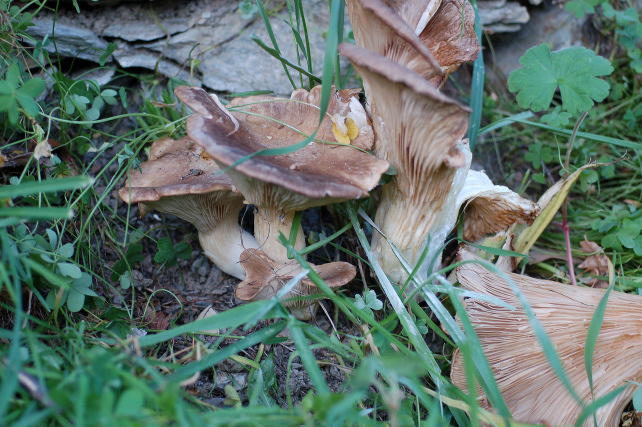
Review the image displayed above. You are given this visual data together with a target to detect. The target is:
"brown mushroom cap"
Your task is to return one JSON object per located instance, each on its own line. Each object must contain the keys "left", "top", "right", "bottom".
{"left": 118, "top": 136, "right": 258, "bottom": 280}
{"left": 175, "top": 85, "right": 388, "bottom": 213}
{"left": 118, "top": 136, "right": 241, "bottom": 224}
{"left": 418, "top": 0, "right": 480, "bottom": 78}
{"left": 457, "top": 170, "right": 540, "bottom": 242}
{"left": 236, "top": 248, "right": 356, "bottom": 321}
{"left": 176, "top": 84, "right": 388, "bottom": 262}
{"left": 340, "top": 43, "right": 470, "bottom": 282}
{"left": 451, "top": 248, "right": 642, "bottom": 426}
{"left": 381, "top": 0, "right": 442, "bottom": 34}
{"left": 346, "top": 0, "right": 443, "bottom": 84}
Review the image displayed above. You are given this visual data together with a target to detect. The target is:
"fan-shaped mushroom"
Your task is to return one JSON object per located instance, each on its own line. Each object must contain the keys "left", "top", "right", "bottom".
{"left": 340, "top": 43, "right": 469, "bottom": 286}
{"left": 456, "top": 170, "right": 540, "bottom": 242}
{"left": 381, "top": 0, "right": 442, "bottom": 35}
{"left": 346, "top": 0, "right": 443, "bottom": 85}
{"left": 450, "top": 248, "right": 642, "bottom": 426}
{"left": 417, "top": 0, "right": 479, "bottom": 78}
{"left": 118, "top": 136, "right": 258, "bottom": 280}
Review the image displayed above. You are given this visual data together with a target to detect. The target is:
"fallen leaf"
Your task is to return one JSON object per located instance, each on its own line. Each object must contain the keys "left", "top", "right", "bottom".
{"left": 578, "top": 236, "right": 609, "bottom": 288}
{"left": 33, "top": 139, "right": 52, "bottom": 160}
{"left": 195, "top": 305, "right": 219, "bottom": 335}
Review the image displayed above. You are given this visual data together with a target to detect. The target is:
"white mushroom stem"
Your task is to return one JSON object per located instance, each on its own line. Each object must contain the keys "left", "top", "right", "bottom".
{"left": 140, "top": 193, "right": 258, "bottom": 280}
{"left": 253, "top": 206, "right": 306, "bottom": 264}
{"left": 198, "top": 213, "right": 259, "bottom": 280}
{"left": 415, "top": 139, "right": 472, "bottom": 283}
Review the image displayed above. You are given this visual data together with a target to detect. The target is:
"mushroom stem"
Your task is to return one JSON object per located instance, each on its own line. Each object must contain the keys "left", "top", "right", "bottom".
{"left": 140, "top": 193, "right": 258, "bottom": 280}
{"left": 371, "top": 178, "right": 452, "bottom": 283}
{"left": 253, "top": 206, "right": 306, "bottom": 264}
{"left": 197, "top": 212, "right": 259, "bottom": 280}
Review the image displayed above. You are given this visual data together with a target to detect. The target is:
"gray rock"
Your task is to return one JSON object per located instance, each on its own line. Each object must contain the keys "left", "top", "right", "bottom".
{"left": 479, "top": 0, "right": 530, "bottom": 33}
{"left": 28, "top": 17, "right": 109, "bottom": 63}
{"left": 27, "top": 0, "right": 332, "bottom": 95}
{"left": 214, "top": 371, "right": 248, "bottom": 392}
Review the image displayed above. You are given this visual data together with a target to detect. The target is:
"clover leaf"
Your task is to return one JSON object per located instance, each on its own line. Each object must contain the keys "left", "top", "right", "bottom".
{"left": 508, "top": 44, "right": 613, "bottom": 115}
{"left": 0, "top": 63, "right": 45, "bottom": 124}
{"left": 154, "top": 237, "right": 192, "bottom": 268}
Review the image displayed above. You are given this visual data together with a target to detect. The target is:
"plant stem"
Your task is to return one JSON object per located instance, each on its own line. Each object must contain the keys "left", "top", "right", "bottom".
{"left": 563, "top": 111, "right": 588, "bottom": 286}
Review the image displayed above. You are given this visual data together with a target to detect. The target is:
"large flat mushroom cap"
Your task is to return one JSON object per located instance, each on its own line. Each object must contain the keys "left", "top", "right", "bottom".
{"left": 175, "top": 85, "right": 389, "bottom": 211}
{"left": 118, "top": 136, "right": 239, "bottom": 204}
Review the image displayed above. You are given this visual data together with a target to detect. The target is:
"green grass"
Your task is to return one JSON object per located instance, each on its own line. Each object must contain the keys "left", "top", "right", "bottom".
{"left": 2, "top": 0, "right": 642, "bottom": 425}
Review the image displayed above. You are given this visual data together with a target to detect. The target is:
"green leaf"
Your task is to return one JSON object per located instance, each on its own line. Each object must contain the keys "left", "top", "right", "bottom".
{"left": 110, "top": 243, "right": 143, "bottom": 281}
{"left": 508, "top": 44, "right": 613, "bottom": 115}
{"left": 119, "top": 270, "right": 132, "bottom": 290}
{"left": 541, "top": 106, "right": 572, "bottom": 127}
{"left": 57, "top": 262, "right": 82, "bottom": 279}
{"left": 601, "top": 233, "right": 622, "bottom": 251}
{"left": 73, "top": 273, "right": 98, "bottom": 297}
{"left": 66, "top": 288, "right": 85, "bottom": 312}
{"left": 564, "top": 0, "right": 600, "bottom": 18}
{"left": 633, "top": 387, "right": 642, "bottom": 411}
{"left": 19, "top": 77, "right": 44, "bottom": 98}
{"left": 99, "top": 42, "right": 117, "bottom": 66}
{"left": 115, "top": 389, "right": 144, "bottom": 416}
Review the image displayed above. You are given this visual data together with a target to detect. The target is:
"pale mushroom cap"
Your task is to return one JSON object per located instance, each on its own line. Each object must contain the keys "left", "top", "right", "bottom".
{"left": 381, "top": 0, "right": 442, "bottom": 34}
{"left": 451, "top": 248, "right": 642, "bottom": 426}
{"left": 456, "top": 170, "right": 540, "bottom": 242}
{"left": 418, "top": 0, "right": 480, "bottom": 77}
{"left": 346, "top": 0, "right": 443, "bottom": 83}
{"left": 175, "top": 85, "right": 389, "bottom": 213}
{"left": 236, "top": 248, "right": 357, "bottom": 320}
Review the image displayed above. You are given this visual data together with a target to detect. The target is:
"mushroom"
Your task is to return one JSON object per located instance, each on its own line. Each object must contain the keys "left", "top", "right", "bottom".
{"left": 118, "top": 136, "right": 258, "bottom": 280}
{"left": 339, "top": 43, "right": 470, "bottom": 285}
{"left": 417, "top": 0, "right": 480, "bottom": 79}
{"left": 346, "top": 0, "right": 444, "bottom": 85}
{"left": 456, "top": 170, "right": 540, "bottom": 243}
{"left": 237, "top": 248, "right": 356, "bottom": 320}
{"left": 381, "top": 0, "right": 442, "bottom": 35}
{"left": 346, "top": 0, "right": 479, "bottom": 88}
{"left": 175, "top": 84, "right": 388, "bottom": 264}
{"left": 174, "top": 85, "right": 388, "bottom": 317}
{"left": 450, "top": 248, "right": 642, "bottom": 426}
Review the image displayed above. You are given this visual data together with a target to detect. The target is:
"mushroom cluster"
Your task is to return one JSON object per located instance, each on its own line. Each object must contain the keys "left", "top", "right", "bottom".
{"left": 119, "top": 1, "right": 538, "bottom": 324}
{"left": 121, "top": 85, "right": 389, "bottom": 320}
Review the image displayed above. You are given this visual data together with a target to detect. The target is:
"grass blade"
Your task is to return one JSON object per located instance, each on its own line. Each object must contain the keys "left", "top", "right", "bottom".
{"left": 346, "top": 203, "right": 447, "bottom": 399}
{"left": 167, "top": 321, "right": 286, "bottom": 383}
{"left": 254, "top": 0, "right": 296, "bottom": 90}
{"left": 584, "top": 277, "right": 614, "bottom": 425}
{"left": 467, "top": 0, "right": 484, "bottom": 152}
{"left": 0, "top": 176, "right": 92, "bottom": 199}
{"left": 289, "top": 320, "right": 330, "bottom": 395}
{"left": 138, "top": 300, "right": 282, "bottom": 347}
{"left": 0, "top": 207, "right": 73, "bottom": 220}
